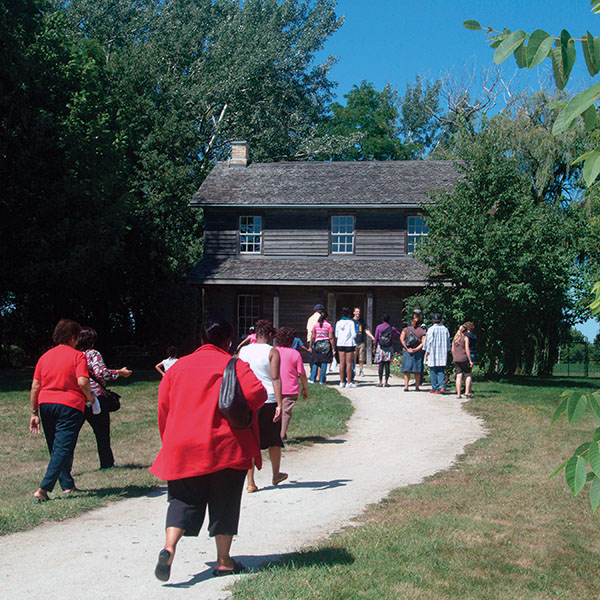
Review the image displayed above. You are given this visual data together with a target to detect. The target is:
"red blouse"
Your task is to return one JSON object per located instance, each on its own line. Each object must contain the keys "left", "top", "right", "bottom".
{"left": 149, "top": 344, "right": 267, "bottom": 481}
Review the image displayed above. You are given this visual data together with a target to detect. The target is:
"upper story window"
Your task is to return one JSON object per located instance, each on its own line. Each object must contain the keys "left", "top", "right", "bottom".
{"left": 239, "top": 216, "right": 262, "bottom": 254}
{"left": 407, "top": 215, "right": 429, "bottom": 254}
{"left": 331, "top": 215, "right": 355, "bottom": 254}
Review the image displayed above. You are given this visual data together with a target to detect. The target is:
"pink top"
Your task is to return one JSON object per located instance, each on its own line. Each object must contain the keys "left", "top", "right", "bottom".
{"left": 277, "top": 347, "right": 305, "bottom": 395}
{"left": 312, "top": 320, "right": 333, "bottom": 341}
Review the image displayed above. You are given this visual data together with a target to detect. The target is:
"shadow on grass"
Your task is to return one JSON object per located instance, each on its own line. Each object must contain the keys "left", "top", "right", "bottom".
{"left": 287, "top": 436, "right": 346, "bottom": 445}
{"left": 75, "top": 484, "right": 165, "bottom": 499}
{"left": 256, "top": 478, "right": 351, "bottom": 492}
{"left": 483, "top": 374, "right": 600, "bottom": 389}
{"left": 164, "top": 547, "right": 354, "bottom": 589}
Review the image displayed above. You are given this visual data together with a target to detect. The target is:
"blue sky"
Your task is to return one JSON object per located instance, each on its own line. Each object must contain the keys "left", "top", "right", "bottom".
{"left": 317, "top": 0, "right": 599, "bottom": 341}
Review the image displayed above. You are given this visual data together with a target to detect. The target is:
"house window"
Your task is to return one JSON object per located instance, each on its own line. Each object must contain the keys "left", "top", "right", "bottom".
{"left": 239, "top": 216, "right": 262, "bottom": 254}
{"left": 331, "top": 215, "right": 355, "bottom": 254}
{"left": 407, "top": 215, "right": 429, "bottom": 254}
{"left": 238, "top": 294, "right": 260, "bottom": 339}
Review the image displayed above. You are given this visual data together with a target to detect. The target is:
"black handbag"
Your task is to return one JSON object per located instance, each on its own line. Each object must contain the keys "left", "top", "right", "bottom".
{"left": 405, "top": 331, "right": 420, "bottom": 349}
{"left": 218, "top": 358, "right": 252, "bottom": 429}
{"left": 100, "top": 389, "right": 121, "bottom": 412}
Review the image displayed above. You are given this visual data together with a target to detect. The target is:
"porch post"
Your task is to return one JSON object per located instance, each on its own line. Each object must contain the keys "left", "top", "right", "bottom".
{"left": 366, "top": 291, "right": 374, "bottom": 365}
{"left": 327, "top": 292, "right": 336, "bottom": 323}
{"left": 273, "top": 288, "right": 280, "bottom": 329}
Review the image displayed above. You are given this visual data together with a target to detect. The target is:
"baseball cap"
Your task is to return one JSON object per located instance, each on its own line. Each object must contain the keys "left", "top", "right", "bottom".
{"left": 313, "top": 304, "right": 325, "bottom": 311}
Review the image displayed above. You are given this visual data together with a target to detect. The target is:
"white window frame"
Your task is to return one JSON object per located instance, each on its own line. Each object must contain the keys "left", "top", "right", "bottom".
{"left": 237, "top": 294, "right": 260, "bottom": 339}
{"left": 239, "top": 216, "right": 262, "bottom": 254}
{"left": 407, "top": 215, "right": 429, "bottom": 254}
{"left": 331, "top": 215, "right": 355, "bottom": 254}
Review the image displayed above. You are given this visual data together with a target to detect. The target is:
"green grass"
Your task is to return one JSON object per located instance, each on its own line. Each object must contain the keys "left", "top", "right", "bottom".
{"left": 231, "top": 376, "right": 600, "bottom": 599}
{"left": 0, "top": 368, "right": 351, "bottom": 535}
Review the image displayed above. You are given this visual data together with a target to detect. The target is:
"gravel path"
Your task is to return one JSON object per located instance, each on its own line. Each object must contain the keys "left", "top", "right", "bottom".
{"left": 1, "top": 367, "right": 484, "bottom": 599}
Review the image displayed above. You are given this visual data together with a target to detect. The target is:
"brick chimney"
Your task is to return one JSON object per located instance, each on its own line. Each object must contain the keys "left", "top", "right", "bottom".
{"left": 229, "top": 140, "right": 249, "bottom": 167}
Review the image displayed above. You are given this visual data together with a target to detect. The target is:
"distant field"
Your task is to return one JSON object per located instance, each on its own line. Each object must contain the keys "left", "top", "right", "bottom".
{"left": 552, "top": 363, "right": 600, "bottom": 377}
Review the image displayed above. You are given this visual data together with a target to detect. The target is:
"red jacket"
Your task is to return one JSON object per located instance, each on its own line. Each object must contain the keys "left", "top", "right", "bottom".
{"left": 150, "top": 344, "right": 267, "bottom": 481}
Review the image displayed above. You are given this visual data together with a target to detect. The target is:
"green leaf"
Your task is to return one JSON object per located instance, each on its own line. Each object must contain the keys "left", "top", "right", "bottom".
{"left": 582, "top": 32, "right": 600, "bottom": 76}
{"left": 591, "top": 477, "right": 600, "bottom": 512}
{"left": 593, "top": 1, "right": 600, "bottom": 15}
{"left": 494, "top": 30, "right": 528, "bottom": 64}
{"left": 463, "top": 19, "right": 483, "bottom": 31}
{"left": 582, "top": 150, "right": 600, "bottom": 187}
{"left": 551, "top": 395, "right": 569, "bottom": 424}
{"left": 565, "top": 455, "right": 587, "bottom": 495}
{"left": 590, "top": 393, "right": 600, "bottom": 419}
{"left": 593, "top": 426, "right": 600, "bottom": 442}
{"left": 551, "top": 31, "right": 576, "bottom": 89}
{"left": 583, "top": 105, "right": 597, "bottom": 131}
{"left": 526, "top": 30, "right": 554, "bottom": 69}
{"left": 514, "top": 43, "right": 527, "bottom": 68}
{"left": 587, "top": 471, "right": 597, "bottom": 482}
{"left": 589, "top": 441, "right": 600, "bottom": 476}
{"left": 552, "top": 82, "right": 600, "bottom": 134}
{"left": 567, "top": 393, "right": 587, "bottom": 424}
{"left": 575, "top": 441, "right": 592, "bottom": 458}
{"left": 549, "top": 459, "right": 568, "bottom": 479}
{"left": 546, "top": 100, "right": 568, "bottom": 110}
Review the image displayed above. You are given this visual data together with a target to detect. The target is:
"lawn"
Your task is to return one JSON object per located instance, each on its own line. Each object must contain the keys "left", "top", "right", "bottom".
{"left": 231, "top": 376, "right": 600, "bottom": 600}
{"left": 0, "top": 368, "right": 352, "bottom": 535}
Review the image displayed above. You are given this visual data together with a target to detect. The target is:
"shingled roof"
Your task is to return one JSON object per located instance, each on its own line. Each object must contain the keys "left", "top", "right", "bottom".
{"left": 190, "top": 160, "right": 458, "bottom": 207}
{"left": 188, "top": 256, "right": 429, "bottom": 286}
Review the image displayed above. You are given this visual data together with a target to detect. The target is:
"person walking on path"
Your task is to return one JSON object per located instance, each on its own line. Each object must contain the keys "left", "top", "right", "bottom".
{"left": 77, "top": 327, "right": 132, "bottom": 470}
{"left": 239, "top": 320, "right": 286, "bottom": 493}
{"left": 335, "top": 307, "right": 357, "bottom": 388}
{"left": 352, "top": 307, "right": 374, "bottom": 378}
{"left": 452, "top": 324, "right": 474, "bottom": 399}
{"left": 29, "top": 319, "right": 94, "bottom": 502}
{"left": 423, "top": 313, "right": 451, "bottom": 394}
{"left": 274, "top": 327, "right": 308, "bottom": 440}
{"left": 308, "top": 312, "right": 335, "bottom": 384}
{"left": 400, "top": 313, "right": 426, "bottom": 391}
{"left": 149, "top": 319, "right": 267, "bottom": 581}
{"left": 306, "top": 304, "right": 325, "bottom": 343}
{"left": 373, "top": 314, "right": 401, "bottom": 387}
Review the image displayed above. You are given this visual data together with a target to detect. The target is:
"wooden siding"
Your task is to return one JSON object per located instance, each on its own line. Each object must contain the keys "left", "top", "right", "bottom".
{"left": 203, "top": 208, "right": 416, "bottom": 259}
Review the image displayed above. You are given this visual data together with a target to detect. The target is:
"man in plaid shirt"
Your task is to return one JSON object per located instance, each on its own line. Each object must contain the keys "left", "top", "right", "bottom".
{"left": 423, "top": 313, "right": 451, "bottom": 393}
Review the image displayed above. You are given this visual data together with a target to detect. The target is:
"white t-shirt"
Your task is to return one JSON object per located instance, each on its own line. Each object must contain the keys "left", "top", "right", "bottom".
{"left": 335, "top": 318, "right": 357, "bottom": 347}
{"left": 239, "top": 343, "right": 276, "bottom": 403}
{"left": 162, "top": 357, "right": 178, "bottom": 371}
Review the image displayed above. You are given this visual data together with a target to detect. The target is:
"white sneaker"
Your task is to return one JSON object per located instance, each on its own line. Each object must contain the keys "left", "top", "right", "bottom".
{"left": 347, "top": 382, "right": 357, "bottom": 388}
{"left": 339, "top": 382, "right": 346, "bottom": 388}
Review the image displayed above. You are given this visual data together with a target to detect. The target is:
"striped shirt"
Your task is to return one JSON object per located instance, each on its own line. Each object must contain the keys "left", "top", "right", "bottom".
{"left": 423, "top": 324, "right": 451, "bottom": 367}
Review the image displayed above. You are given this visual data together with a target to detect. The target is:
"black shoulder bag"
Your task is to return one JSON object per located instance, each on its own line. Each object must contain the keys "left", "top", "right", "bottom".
{"left": 89, "top": 372, "right": 121, "bottom": 412}
{"left": 218, "top": 358, "right": 252, "bottom": 429}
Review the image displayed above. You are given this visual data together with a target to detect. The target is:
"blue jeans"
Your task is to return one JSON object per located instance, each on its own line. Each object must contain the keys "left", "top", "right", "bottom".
{"left": 430, "top": 366, "right": 446, "bottom": 392}
{"left": 310, "top": 361, "right": 328, "bottom": 384}
{"left": 40, "top": 403, "right": 85, "bottom": 492}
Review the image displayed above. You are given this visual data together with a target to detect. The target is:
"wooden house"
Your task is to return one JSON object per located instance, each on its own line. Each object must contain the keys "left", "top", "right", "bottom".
{"left": 188, "top": 141, "right": 458, "bottom": 355}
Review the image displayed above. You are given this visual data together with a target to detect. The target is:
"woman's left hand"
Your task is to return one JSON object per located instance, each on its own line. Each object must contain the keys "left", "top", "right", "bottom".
{"left": 29, "top": 414, "right": 40, "bottom": 434}
{"left": 273, "top": 406, "right": 282, "bottom": 422}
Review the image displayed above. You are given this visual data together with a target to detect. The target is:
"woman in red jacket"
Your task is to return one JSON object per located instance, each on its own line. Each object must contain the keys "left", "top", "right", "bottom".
{"left": 150, "top": 319, "right": 267, "bottom": 582}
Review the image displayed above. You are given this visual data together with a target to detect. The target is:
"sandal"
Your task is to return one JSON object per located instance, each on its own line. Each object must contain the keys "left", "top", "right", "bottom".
{"left": 247, "top": 484, "right": 258, "bottom": 493}
{"left": 155, "top": 549, "right": 172, "bottom": 582}
{"left": 33, "top": 491, "right": 49, "bottom": 504}
{"left": 272, "top": 473, "right": 288, "bottom": 486}
{"left": 212, "top": 560, "right": 246, "bottom": 577}
{"left": 376, "top": 382, "right": 383, "bottom": 387}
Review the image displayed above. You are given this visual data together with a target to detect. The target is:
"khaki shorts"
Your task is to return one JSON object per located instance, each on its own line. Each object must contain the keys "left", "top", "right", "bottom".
{"left": 354, "top": 342, "right": 366, "bottom": 363}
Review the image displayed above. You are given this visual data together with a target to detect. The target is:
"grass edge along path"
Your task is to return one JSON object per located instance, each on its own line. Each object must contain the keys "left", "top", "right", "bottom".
{"left": 0, "top": 369, "right": 352, "bottom": 536}
{"left": 230, "top": 376, "right": 600, "bottom": 600}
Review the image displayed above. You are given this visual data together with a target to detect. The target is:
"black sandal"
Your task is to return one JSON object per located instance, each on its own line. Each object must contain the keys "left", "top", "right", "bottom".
{"left": 155, "top": 549, "right": 172, "bottom": 582}
{"left": 212, "top": 560, "right": 246, "bottom": 577}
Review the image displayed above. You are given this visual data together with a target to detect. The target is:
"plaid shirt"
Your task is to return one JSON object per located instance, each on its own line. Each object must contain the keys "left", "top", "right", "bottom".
{"left": 423, "top": 323, "right": 451, "bottom": 367}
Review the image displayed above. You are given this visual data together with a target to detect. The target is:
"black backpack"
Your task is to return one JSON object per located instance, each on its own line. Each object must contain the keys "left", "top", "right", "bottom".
{"left": 379, "top": 325, "right": 393, "bottom": 349}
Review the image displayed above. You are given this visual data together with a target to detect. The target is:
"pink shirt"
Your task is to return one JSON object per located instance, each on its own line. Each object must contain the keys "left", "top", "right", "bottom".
{"left": 277, "top": 347, "right": 305, "bottom": 395}
{"left": 312, "top": 320, "right": 333, "bottom": 341}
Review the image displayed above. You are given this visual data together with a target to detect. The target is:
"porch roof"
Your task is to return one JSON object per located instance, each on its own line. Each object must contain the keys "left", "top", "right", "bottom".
{"left": 188, "top": 256, "right": 428, "bottom": 287}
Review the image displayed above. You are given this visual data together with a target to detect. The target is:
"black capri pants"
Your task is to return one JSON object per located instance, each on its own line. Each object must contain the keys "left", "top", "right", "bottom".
{"left": 166, "top": 468, "right": 247, "bottom": 537}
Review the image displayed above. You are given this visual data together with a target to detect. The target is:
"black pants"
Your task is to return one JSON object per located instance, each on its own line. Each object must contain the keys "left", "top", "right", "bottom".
{"left": 40, "top": 403, "right": 85, "bottom": 492}
{"left": 166, "top": 469, "right": 247, "bottom": 537}
{"left": 84, "top": 405, "right": 114, "bottom": 469}
{"left": 378, "top": 361, "right": 390, "bottom": 381}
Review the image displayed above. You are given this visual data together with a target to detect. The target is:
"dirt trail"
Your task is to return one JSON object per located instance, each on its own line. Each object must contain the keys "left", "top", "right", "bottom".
{"left": 0, "top": 367, "right": 484, "bottom": 599}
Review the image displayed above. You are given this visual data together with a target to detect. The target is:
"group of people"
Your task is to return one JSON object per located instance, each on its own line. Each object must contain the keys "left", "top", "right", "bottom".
{"left": 304, "top": 304, "right": 477, "bottom": 397}
{"left": 29, "top": 319, "right": 131, "bottom": 503}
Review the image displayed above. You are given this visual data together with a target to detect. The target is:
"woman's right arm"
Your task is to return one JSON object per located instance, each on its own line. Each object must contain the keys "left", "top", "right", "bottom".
{"left": 29, "top": 379, "right": 41, "bottom": 434}
{"left": 328, "top": 327, "right": 336, "bottom": 353}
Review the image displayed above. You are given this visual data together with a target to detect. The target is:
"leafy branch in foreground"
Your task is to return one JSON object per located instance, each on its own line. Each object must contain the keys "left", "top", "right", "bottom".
{"left": 466, "top": 1, "right": 600, "bottom": 510}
